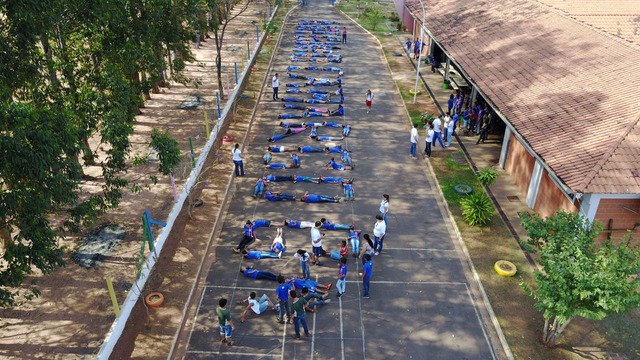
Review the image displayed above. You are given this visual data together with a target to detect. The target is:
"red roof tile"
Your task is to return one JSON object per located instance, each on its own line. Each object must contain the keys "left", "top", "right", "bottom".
{"left": 405, "top": 0, "right": 640, "bottom": 194}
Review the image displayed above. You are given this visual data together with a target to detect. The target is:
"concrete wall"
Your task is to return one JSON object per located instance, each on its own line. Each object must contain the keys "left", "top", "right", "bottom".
{"left": 504, "top": 134, "right": 535, "bottom": 199}
{"left": 534, "top": 169, "right": 577, "bottom": 217}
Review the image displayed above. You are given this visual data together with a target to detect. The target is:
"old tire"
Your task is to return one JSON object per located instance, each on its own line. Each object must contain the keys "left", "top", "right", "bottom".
{"left": 494, "top": 260, "right": 517, "bottom": 277}
{"left": 222, "top": 135, "right": 234, "bottom": 143}
{"left": 145, "top": 291, "right": 165, "bottom": 308}
{"left": 454, "top": 184, "right": 473, "bottom": 195}
{"left": 408, "top": 89, "right": 421, "bottom": 95}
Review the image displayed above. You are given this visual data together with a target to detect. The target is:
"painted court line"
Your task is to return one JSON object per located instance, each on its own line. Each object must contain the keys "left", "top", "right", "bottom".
{"left": 184, "top": 286, "right": 209, "bottom": 355}
{"left": 204, "top": 284, "right": 274, "bottom": 292}
{"left": 465, "top": 283, "right": 497, "bottom": 360}
{"left": 339, "top": 296, "right": 345, "bottom": 360}
{"left": 185, "top": 350, "right": 282, "bottom": 357}
{"left": 346, "top": 280, "right": 467, "bottom": 285}
{"left": 381, "top": 247, "right": 457, "bottom": 252}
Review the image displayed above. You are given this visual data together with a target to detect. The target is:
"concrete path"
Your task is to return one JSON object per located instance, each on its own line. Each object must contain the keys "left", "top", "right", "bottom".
{"left": 177, "top": 0, "right": 509, "bottom": 358}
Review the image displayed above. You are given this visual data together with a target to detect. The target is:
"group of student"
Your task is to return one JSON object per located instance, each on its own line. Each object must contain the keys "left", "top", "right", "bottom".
{"left": 215, "top": 19, "right": 367, "bottom": 345}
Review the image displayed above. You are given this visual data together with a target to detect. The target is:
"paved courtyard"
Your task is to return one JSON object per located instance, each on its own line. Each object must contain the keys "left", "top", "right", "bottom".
{"left": 178, "top": 0, "right": 507, "bottom": 358}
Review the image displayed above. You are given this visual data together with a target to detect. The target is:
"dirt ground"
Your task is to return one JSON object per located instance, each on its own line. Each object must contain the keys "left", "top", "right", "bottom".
{"left": 0, "top": 2, "right": 277, "bottom": 359}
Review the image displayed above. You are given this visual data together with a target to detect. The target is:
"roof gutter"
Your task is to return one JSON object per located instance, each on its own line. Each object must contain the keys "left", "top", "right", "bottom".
{"left": 407, "top": 7, "right": 579, "bottom": 205}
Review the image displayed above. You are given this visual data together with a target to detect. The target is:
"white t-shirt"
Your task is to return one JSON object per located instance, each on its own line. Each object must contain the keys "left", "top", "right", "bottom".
{"left": 248, "top": 297, "right": 262, "bottom": 314}
{"left": 272, "top": 76, "right": 279, "bottom": 88}
{"left": 365, "top": 93, "right": 373, "bottom": 101}
{"left": 373, "top": 220, "right": 386, "bottom": 237}
{"left": 232, "top": 148, "right": 242, "bottom": 161}
{"left": 432, "top": 118, "right": 442, "bottom": 133}
{"left": 298, "top": 221, "right": 315, "bottom": 229}
{"left": 426, "top": 129, "right": 434, "bottom": 142}
{"left": 294, "top": 252, "right": 310, "bottom": 264}
{"left": 311, "top": 227, "right": 322, "bottom": 248}
{"left": 410, "top": 127, "right": 418, "bottom": 143}
{"left": 379, "top": 200, "right": 388, "bottom": 215}
{"left": 447, "top": 119, "right": 455, "bottom": 132}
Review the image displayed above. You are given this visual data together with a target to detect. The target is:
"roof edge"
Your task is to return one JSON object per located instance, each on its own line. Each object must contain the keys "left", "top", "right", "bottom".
{"left": 577, "top": 110, "right": 640, "bottom": 193}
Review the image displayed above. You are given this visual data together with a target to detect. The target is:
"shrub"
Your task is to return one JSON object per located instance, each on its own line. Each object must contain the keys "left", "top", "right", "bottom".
{"left": 477, "top": 167, "right": 499, "bottom": 186}
{"left": 460, "top": 192, "right": 493, "bottom": 226}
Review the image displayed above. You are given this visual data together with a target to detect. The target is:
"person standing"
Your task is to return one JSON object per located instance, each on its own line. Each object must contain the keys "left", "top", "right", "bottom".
{"left": 216, "top": 298, "right": 235, "bottom": 346}
{"left": 432, "top": 115, "right": 446, "bottom": 148}
{"left": 290, "top": 290, "right": 312, "bottom": 340}
{"left": 232, "top": 143, "right": 244, "bottom": 176}
{"left": 336, "top": 257, "right": 347, "bottom": 298}
{"left": 442, "top": 113, "right": 451, "bottom": 144}
{"left": 365, "top": 90, "right": 374, "bottom": 113}
{"left": 446, "top": 114, "right": 455, "bottom": 147}
{"left": 476, "top": 113, "right": 490, "bottom": 144}
{"left": 410, "top": 123, "right": 419, "bottom": 159}
{"left": 405, "top": 38, "right": 412, "bottom": 55}
{"left": 373, "top": 214, "right": 386, "bottom": 255}
{"left": 447, "top": 94, "right": 454, "bottom": 115}
{"left": 341, "top": 27, "right": 347, "bottom": 44}
{"left": 311, "top": 221, "right": 325, "bottom": 266}
{"left": 275, "top": 275, "right": 292, "bottom": 324}
{"left": 425, "top": 123, "right": 434, "bottom": 158}
{"left": 294, "top": 249, "right": 311, "bottom": 279}
{"left": 379, "top": 194, "right": 389, "bottom": 226}
{"left": 362, "top": 254, "right": 373, "bottom": 298}
{"left": 272, "top": 73, "right": 280, "bottom": 100}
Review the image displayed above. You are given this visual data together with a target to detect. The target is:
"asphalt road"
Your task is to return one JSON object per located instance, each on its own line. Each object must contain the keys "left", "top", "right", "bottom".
{"left": 180, "top": 0, "right": 507, "bottom": 359}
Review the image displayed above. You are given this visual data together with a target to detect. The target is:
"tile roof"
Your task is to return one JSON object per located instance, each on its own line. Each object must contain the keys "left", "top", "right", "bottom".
{"left": 405, "top": 0, "right": 640, "bottom": 194}
{"left": 535, "top": 0, "right": 640, "bottom": 47}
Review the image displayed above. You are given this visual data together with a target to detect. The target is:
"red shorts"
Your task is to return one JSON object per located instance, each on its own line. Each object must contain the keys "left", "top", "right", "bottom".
{"left": 365, "top": 100, "right": 372, "bottom": 107}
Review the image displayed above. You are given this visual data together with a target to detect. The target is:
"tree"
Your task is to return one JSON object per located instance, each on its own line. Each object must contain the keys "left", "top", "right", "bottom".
{"left": 361, "top": 4, "right": 384, "bottom": 31}
{"left": 204, "top": 0, "right": 252, "bottom": 100}
{"left": 149, "top": 129, "right": 182, "bottom": 177}
{"left": 519, "top": 211, "right": 640, "bottom": 346}
{"left": 0, "top": 0, "right": 200, "bottom": 306}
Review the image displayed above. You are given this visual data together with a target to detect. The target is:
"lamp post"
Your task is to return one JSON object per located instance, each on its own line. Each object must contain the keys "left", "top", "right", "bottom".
{"left": 412, "top": 0, "right": 426, "bottom": 104}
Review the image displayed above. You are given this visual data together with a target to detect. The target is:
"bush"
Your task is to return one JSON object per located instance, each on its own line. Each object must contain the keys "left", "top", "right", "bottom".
{"left": 477, "top": 167, "right": 499, "bottom": 186}
{"left": 460, "top": 192, "right": 493, "bottom": 226}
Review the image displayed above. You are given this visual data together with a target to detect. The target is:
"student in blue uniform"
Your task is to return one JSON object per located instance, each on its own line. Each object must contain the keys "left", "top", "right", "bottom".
{"left": 326, "top": 157, "right": 353, "bottom": 171}
{"left": 300, "top": 192, "right": 340, "bottom": 203}
{"left": 252, "top": 178, "right": 267, "bottom": 198}
{"left": 362, "top": 253, "right": 373, "bottom": 298}
{"left": 240, "top": 266, "right": 278, "bottom": 281}
{"left": 320, "top": 218, "right": 353, "bottom": 230}
{"left": 264, "top": 191, "right": 296, "bottom": 201}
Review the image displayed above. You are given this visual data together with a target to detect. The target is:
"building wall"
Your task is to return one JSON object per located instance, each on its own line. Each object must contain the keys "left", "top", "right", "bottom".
{"left": 504, "top": 134, "right": 535, "bottom": 199}
{"left": 594, "top": 198, "right": 640, "bottom": 241}
{"left": 399, "top": 3, "right": 415, "bottom": 33}
{"left": 533, "top": 169, "right": 577, "bottom": 217}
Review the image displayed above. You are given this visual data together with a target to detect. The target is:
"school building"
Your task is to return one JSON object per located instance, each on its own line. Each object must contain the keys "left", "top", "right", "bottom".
{"left": 395, "top": 0, "right": 640, "bottom": 239}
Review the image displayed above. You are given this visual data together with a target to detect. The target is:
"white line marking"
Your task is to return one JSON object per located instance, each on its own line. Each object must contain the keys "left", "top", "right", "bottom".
{"left": 310, "top": 274, "right": 318, "bottom": 360}
{"left": 204, "top": 284, "right": 275, "bottom": 292}
{"left": 185, "top": 350, "right": 282, "bottom": 357}
{"left": 465, "top": 283, "right": 497, "bottom": 360}
{"left": 339, "top": 294, "right": 345, "bottom": 360}
{"left": 184, "top": 287, "right": 209, "bottom": 355}
{"left": 378, "top": 247, "right": 457, "bottom": 252}
{"left": 345, "top": 280, "right": 467, "bottom": 285}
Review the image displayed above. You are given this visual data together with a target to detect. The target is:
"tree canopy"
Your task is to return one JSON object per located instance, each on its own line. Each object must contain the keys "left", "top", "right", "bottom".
{"left": 519, "top": 211, "right": 640, "bottom": 345}
{"left": 0, "top": 0, "right": 201, "bottom": 306}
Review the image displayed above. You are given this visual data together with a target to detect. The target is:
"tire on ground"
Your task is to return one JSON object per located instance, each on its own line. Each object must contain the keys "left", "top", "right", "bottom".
{"left": 454, "top": 184, "right": 472, "bottom": 195}
{"left": 494, "top": 260, "right": 517, "bottom": 277}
